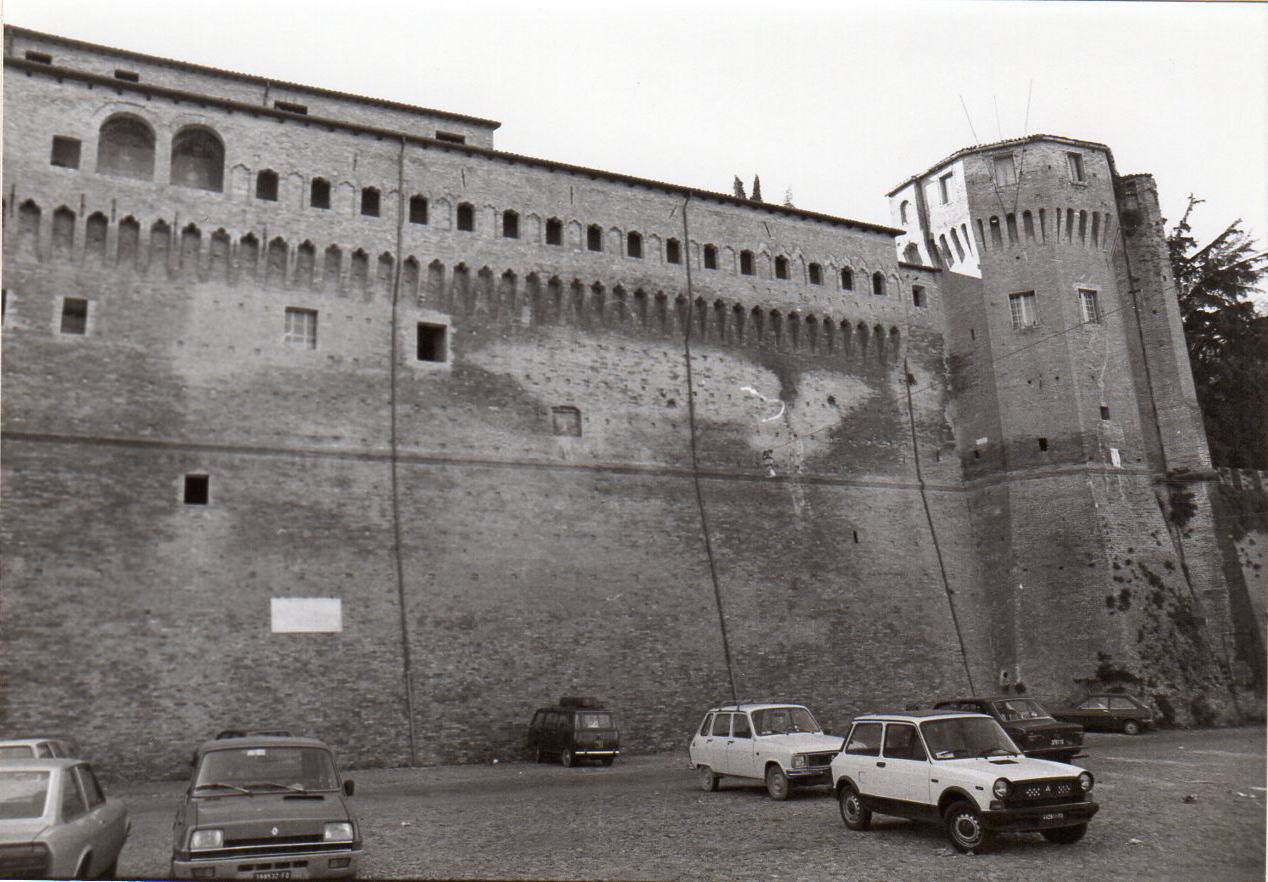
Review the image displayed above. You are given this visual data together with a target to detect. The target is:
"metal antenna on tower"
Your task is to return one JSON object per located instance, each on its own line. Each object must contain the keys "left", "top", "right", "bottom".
{"left": 994, "top": 95, "right": 1003, "bottom": 141}
{"left": 959, "top": 95, "right": 980, "bottom": 146}
{"left": 1023, "top": 80, "right": 1034, "bottom": 135}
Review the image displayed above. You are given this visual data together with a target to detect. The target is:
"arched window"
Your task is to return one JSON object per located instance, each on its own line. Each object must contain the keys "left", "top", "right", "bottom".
{"left": 872, "top": 272, "right": 886, "bottom": 296}
{"left": 310, "top": 177, "right": 331, "bottom": 209}
{"left": 841, "top": 267, "right": 854, "bottom": 290}
{"left": 627, "top": 231, "right": 643, "bottom": 259}
{"left": 808, "top": 263, "right": 823, "bottom": 285}
{"left": 457, "top": 202, "right": 474, "bottom": 232}
{"left": 409, "top": 195, "right": 428, "bottom": 224}
{"left": 256, "top": 169, "right": 279, "bottom": 202}
{"left": 900, "top": 200, "right": 910, "bottom": 224}
{"left": 97, "top": 114, "right": 156, "bottom": 181}
{"left": 703, "top": 244, "right": 717, "bottom": 270}
{"left": 739, "top": 250, "right": 754, "bottom": 275}
{"left": 903, "top": 243, "right": 920, "bottom": 264}
{"left": 586, "top": 224, "right": 603, "bottom": 252}
{"left": 170, "top": 126, "right": 224, "bottom": 192}
{"left": 361, "top": 187, "right": 380, "bottom": 218}
{"left": 774, "top": 256, "right": 789, "bottom": 280}
{"left": 666, "top": 238, "right": 681, "bottom": 264}
{"left": 502, "top": 209, "right": 519, "bottom": 239}
{"left": 545, "top": 217, "right": 563, "bottom": 246}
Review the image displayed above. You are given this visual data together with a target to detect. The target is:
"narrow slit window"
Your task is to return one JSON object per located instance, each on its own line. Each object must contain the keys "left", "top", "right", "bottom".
{"left": 360, "top": 188, "right": 380, "bottom": 218}
{"left": 1067, "top": 152, "right": 1086, "bottom": 183}
{"left": 586, "top": 224, "right": 603, "bottom": 252}
{"left": 255, "top": 170, "right": 279, "bottom": 202}
{"left": 409, "top": 195, "right": 428, "bottom": 225}
{"left": 545, "top": 218, "right": 563, "bottom": 246}
{"left": 872, "top": 272, "right": 885, "bottom": 296}
{"left": 273, "top": 100, "right": 308, "bottom": 115}
{"left": 1079, "top": 288, "right": 1101, "bottom": 324}
{"left": 666, "top": 238, "right": 681, "bottom": 264}
{"left": 457, "top": 203, "right": 474, "bottom": 232}
{"left": 183, "top": 474, "right": 209, "bottom": 505}
{"left": 283, "top": 307, "right": 318, "bottom": 349}
{"left": 502, "top": 210, "right": 519, "bottom": 239}
{"left": 113, "top": 69, "right": 140, "bottom": 82}
{"left": 912, "top": 285, "right": 926, "bottom": 308}
{"left": 435, "top": 131, "right": 466, "bottom": 144}
{"left": 60, "top": 297, "right": 88, "bottom": 335}
{"left": 50, "top": 136, "right": 81, "bottom": 169}
{"left": 417, "top": 322, "right": 448, "bottom": 362}
{"left": 24, "top": 51, "right": 52, "bottom": 64}
{"left": 938, "top": 172, "right": 953, "bottom": 204}
{"left": 310, "top": 178, "right": 331, "bottom": 209}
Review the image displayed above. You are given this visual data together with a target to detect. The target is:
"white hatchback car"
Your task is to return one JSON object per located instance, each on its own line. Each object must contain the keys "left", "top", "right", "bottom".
{"left": 831, "top": 710, "right": 1098, "bottom": 853}
{"left": 688, "top": 704, "right": 844, "bottom": 800}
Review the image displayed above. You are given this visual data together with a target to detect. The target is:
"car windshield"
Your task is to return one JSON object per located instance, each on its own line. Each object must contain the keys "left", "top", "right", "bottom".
{"left": 752, "top": 707, "right": 820, "bottom": 735}
{"left": 921, "top": 717, "right": 1021, "bottom": 759}
{"left": 0, "top": 770, "right": 51, "bottom": 819}
{"left": 193, "top": 747, "right": 338, "bottom": 793}
{"left": 991, "top": 699, "right": 1052, "bottom": 722}
{"left": 577, "top": 713, "right": 613, "bottom": 729}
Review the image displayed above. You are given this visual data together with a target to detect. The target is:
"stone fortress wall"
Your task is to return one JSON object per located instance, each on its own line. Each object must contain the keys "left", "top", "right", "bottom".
{"left": 1, "top": 26, "right": 1259, "bottom": 780}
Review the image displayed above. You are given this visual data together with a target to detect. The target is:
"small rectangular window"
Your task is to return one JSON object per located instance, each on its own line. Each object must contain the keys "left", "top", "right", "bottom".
{"left": 1079, "top": 288, "right": 1101, "bottom": 324}
{"left": 1067, "top": 152, "right": 1086, "bottom": 183}
{"left": 24, "top": 50, "right": 52, "bottom": 64}
{"left": 435, "top": 131, "right": 466, "bottom": 144}
{"left": 60, "top": 297, "right": 88, "bottom": 335}
{"left": 1, "top": 289, "right": 8, "bottom": 323}
{"left": 703, "top": 246, "right": 717, "bottom": 270}
{"left": 552, "top": 405, "right": 581, "bottom": 437}
{"left": 409, "top": 196, "right": 428, "bottom": 225}
{"left": 113, "top": 69, "right": 140, "bottom": 82}
{"left": 939, "top": 172, "right": 953, "bottom": 204}
{"left": 310, "top": 178, "right": 331, "bottom": 209}
{"left": 1038, "top": 437, "right": 1049, "bottom": 451}
{"left": 1008, "top": 291, "right": 1038, "bottom": 330}
{"left": 666, "top": 239, "right": 681, "bottom": 264}
{"left": 360, "top": 189, "right": 380, "bottom": 218}
{"left": 184, "top": 474, "right": 209, "bottom": 505}
{"left": 417, "top": 322, "right": 447, "bottom": 362}
{"left": 993, "top": 155, "right": 1017, "bottom": 185}
{"left": 912, "top": 285, "right": 926, "bottom": 308}
{"left": 284, "top": 307, "right": 318, "bottom": 349}
{"left": 457, "top": 204, "right": 474, "bottom": 232}
{"left": 50, "top": 136, "right": 81, "bottom": 169}
{"left": 546, "top": 219, "right": 563, "bottom": 246}
{"left": 587, "top": 226, "right": 603, "bottom": 252}
{"left": 1100, "top": 405, "right": 1111, "bottom": 420}
{"left": 808, "top": 263, "right": 822, "bottom": 285}
{"left": 273, "top": 100, "right": 308, "bottom": 115}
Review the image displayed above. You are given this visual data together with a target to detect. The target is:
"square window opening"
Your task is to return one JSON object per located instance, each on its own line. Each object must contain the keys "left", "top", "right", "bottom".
{"left": 60, "top": 297, "right": 88, "bottom": 335}
{"left": 552, "top": 406, "right": 582, "bottom": 437}
{"left": 545, "top": 219, "right": 563, "bottom": 246}
{"left": 1038, "top": 437, "right": 1049, "bottom": 451}
{"left": 456, "top": 204, "right": 474, "bottom": 232}
{"left": 586, "top": 225, "right": 603, "bottom": 252}
{"left": 184, "top": 474, "right": 209, "bottom": 505}
{"left": 417, "top": 322, "right": 448, "bottom": 362}
{"left": 50, "top": 136, "right": 81, "bottom": 169}
{"left": 361, "top": 189, "right": 380, "bottom": 218}
{"left": 1100, "top": 405, "right": 1111, "bottom": 421}
{"left": 1008, "top": 291, "right": 1038, "bottom": 330}
{"left": 310, "top": 178, "right": 331, "bottom": 209}
{"left": 409, "top": 196, "right": 428, "bottom": 225}
{"left": 284, "top": 307, "right": 318, "bottom": 349}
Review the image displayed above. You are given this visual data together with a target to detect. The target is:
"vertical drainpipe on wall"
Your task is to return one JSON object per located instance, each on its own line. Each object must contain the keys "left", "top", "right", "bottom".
{"left": 389, "top": 136, "right": 419, "bottom": 764}
{"left": 908, "top": 175, "right": 976, "bottom": 694}
{"left": 679, "top": 193, "right": 738, "bottom": 703}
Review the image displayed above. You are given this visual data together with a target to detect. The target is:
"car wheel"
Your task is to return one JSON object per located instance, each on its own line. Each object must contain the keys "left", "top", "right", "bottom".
{"left": 101, "top": 860, "right": 118, "bottom": 880}
{"left": 699, "top": 766, "right": 719, "bottom": 792}
{"left": 1123, "top": 719, "right": 1142, "bottom": 736}
{"left": 1042, "top": 824, "right": 1088, "bottom": 845}
{"left": 945, "top": 802, "right": 994, "bottom": 854}
{"left": 765, "top": 765, "right": 791, "bottom": 801}
{"left": 600, "top": 756, "right": 614, "bottom": 766}
{"left": 75, "top": 855, "right": 92, "bottom": 880}
{"left": 838, "top": 785, "right": 872, "bottom": 831}
{"left": 561, "top": 748, "right": 575, "bottom": 767}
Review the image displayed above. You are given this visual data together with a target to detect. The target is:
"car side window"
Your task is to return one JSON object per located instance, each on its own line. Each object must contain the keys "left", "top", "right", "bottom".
{"left": 732, "top": 714, "right": 752, "bottom": 739}
{"left": 883, "top": 724, "right": 926, "bottom": 761}
{"left": 846, "top": 722, "right": 883, "bottom": 756}
{"left": 36, "top": 743, "right": 53, "bottom": 758}
{"left": 531, "top": 711, "right": 543, "bottom": 729}
{"left": 711, "top": 713, "right": 732, "bottom": 737}
{"left": 699, "top": 713, "right": 714, "bottom": 736}
{"left": 1109, "top": 697, "right": 1136, "bottom": 710}
{"left": 60, "top": 773, "right": 87, "bottom": 821}
{"left": 558, "top": 714, "right": 573, "bottom": 733}
{"left": 1081, "top": 697, "right": 1108, "bottom": 710}
{"left": 75, "top": 766, "right": 105, "bottom": 810}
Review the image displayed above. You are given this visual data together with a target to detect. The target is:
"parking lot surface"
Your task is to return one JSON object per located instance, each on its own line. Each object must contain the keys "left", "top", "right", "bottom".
{"left": 116, "top": 726, "right": 1265, "bottom": 880}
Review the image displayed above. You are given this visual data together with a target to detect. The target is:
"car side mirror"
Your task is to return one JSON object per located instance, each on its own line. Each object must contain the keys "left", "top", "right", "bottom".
{"left": 344, "top": 779, "right": 355, "bottom": 797}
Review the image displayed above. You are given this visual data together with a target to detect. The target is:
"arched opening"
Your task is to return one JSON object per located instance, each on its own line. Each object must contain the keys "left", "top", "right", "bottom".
{"left": 256, "top": 170, "right": 279, "bottom": 202}
{"left": 97, "top": 114, "right": 156, "bottom": 180}
{"left": 627, "top": 231, "right": 643, "bottom": 259}
{"left": 872, "top": 272, "right": 885, "bottom": 296}
{"left": 740, "top": 250, "right": 754, "bottom": 276}
{"left": 170, "top": 126, "right": 224, "bottom": 192}
{"left": 903, "top": 243, "right": 920, "bottom": 264}
{"left": 502, "top": 209, "right": 519, "bottom": 239}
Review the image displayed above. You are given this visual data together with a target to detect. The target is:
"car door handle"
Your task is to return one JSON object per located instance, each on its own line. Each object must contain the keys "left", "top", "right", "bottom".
{"left": 876, "top": 761, "right": 886, "bottom": 768}
{"left": 726, "top": 740, "right": 734, "bottom": 745}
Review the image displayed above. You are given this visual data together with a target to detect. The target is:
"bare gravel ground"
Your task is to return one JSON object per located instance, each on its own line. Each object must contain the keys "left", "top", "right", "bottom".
{"left": 115, "top": 726, "right": 1264, "bottom": 881}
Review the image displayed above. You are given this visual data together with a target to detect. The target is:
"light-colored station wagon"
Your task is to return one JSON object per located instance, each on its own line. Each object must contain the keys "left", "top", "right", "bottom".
{"left": 688, "top": 703, "right": 844, "bottom": 800}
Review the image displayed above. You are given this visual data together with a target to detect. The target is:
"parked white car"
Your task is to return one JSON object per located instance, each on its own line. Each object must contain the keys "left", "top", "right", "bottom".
{"left": 831, "top": 710, "right": 1099, "bottom": 853}
{"left": 688, "top": 703, "right": 844, "bottom": 800}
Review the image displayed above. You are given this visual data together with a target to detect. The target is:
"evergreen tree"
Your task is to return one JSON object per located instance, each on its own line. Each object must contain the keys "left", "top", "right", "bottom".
{"left": 732, "top": 176, "right": 747, "bottom": 199}
{"left": 751, "top": 175, "right": 763, "bottom": 202}
{"left": 782, "top": 187, "right": 794, "bottom": 208}
{"left": 1167, "top": 196, "right": 1268, "bottom": 468}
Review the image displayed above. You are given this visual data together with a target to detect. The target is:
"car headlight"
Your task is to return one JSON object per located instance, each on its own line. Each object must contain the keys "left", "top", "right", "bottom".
{"left": 189, "top": 829, "right": 223, "bottom": 850}
{"left": 324, "top": 822, "right": 355, "bottom": 842}
{"left": 792, "top": 755, "right": 807, "bottom": 769}
{"left": 1078, "top": 771, "right": 1094, "bottom": 793}
{"left": 993, "top": 778, "right": 1011, "bottom": 799}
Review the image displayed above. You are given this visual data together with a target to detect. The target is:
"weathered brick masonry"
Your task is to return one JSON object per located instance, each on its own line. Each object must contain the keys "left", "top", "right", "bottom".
{"left": 2, "top": 27, "right": 1260, "bottom": 780}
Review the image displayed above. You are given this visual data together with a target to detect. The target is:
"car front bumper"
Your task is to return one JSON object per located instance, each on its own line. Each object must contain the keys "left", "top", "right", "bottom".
{"left": 171, "top": 848, "right": 361, "bottom": 880}
{"left": 785, "top": 768, "right": 832, "bottom": 785}
{"left": 982, "top": 800, "right": 1099, "bottom": 832}
{"left": 573, "top": 749, "right": 620, "bottom": 757}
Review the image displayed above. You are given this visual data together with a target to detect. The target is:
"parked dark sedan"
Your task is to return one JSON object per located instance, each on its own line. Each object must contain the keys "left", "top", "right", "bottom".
{"left": 933, "top": 697, "right": 1084, "bottom": 762}
{"left": 1051, "top": 694, "right": 1155, "bottom": 735}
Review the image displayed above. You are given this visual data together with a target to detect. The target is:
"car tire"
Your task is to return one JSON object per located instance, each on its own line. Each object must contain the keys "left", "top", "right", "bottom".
{"left": 699, "top": 766, "right": 719, "bottom": 792}
{"left": 101, "top": 860, "right": 117, "bottom": 880}
{"left": 838, "top": 785, "right": 872, "bottom": 831}
{"left": 1042, "top": 824, "right": 1088, "bottom": 844}
{"left": 765, "top": 765, "right": 791, "bottom": 801}
{"left": 1123, "top": 719, "right": 1142, "bottom": 736}
{"left": 561, "top": 748, "right": 575, "bottom": 767}
{"left": 600, "top": 756, "right": 614, "bottom": 766}
{"left": 945, "top": 802, "right": 994, "bottom": 854}
{"left": 75, "top": 855, "right": 92, "bottom": 880}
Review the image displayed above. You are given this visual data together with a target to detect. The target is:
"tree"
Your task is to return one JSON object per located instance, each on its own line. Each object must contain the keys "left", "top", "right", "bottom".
{"left": 782, "top": 187, "right": 794, "bottom": 208}
{"left": 1167, "top": 195, "right": 1268, "bottom": 469}
{"left": 751, "top": 175, "right": 763, "bottom": 202}
{"left": 732, "top": 176, "right": 746, "bottom": 199}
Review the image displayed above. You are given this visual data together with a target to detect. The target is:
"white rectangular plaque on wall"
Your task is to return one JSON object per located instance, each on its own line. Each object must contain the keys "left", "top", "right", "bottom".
{"left": 270, "top": 597, "right": 343, "bottom": 633}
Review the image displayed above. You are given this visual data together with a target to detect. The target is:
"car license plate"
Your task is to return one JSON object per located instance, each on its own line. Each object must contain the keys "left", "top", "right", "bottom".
{"left": 1042, "top": 812, "right": 1064, "bottom": 821}
{"left": 254, "top": 873, "right": 291, "bottom": 880}
{"left": 1051, "top": 738, "right": 1065, "bottom": 745}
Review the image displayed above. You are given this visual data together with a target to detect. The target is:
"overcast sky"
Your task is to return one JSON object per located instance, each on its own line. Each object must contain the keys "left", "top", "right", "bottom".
{"left": 5, "top": 0, "right": 1266, "bottom": 296}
